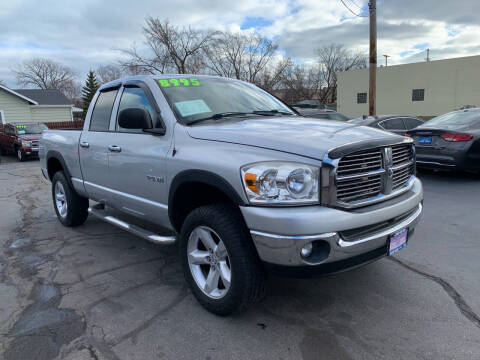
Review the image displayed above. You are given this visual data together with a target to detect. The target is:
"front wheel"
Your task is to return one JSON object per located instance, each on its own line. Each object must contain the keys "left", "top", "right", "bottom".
{"left": 51, "top": 171, "right": 89, "bottom": 227}
{"left": 17, "top": 148, "right": 24, "bottom": 162}
{"left": 180, "top": 203, "right": 266, "bottom": 316}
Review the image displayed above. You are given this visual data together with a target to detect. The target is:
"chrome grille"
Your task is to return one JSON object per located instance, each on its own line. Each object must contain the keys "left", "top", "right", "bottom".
{"left": 392, "top": 145, "right": 412, "bottom": 166}
{"left": 337, "top": 149, "right": 382, "bottom": 176}
{"left": 337, "top": 148, "right": 383, "bottom": 202}
{"left": 334, "top": 144, "right": 414, "bottom": 206}
{"left": 392, "top": 145, "right": 414, "bottom": 190}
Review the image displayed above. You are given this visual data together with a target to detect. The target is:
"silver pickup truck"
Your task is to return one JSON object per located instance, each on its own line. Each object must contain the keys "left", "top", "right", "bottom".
{"left": 40, "top": 75, "right": 423, "bottom": 315}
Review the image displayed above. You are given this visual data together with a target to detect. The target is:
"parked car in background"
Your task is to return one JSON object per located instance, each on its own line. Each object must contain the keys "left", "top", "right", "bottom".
{"left": 295, "top": 108, "right": 349, "bottom": 121}
{"left": 348, "top": 115, "right": 424, "bottom": 136}
{"left": 40, "top": 75, "right": 423, "bottom": 315}
{"left": 291, "top": 99, "right": 326, "bottom": 109}
{"left": 0, "top": 122, "right": 47, "bottom": 161}
{"left": 408, "top": 108, "right": 480, "bottom": 172}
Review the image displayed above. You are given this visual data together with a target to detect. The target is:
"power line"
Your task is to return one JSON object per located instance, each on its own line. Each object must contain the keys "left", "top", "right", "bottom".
{"left": 347, "top": 0, "right": 362, "bottom": 9}
{"left": 339, "top": 0, "right": 367, "bottom": 17}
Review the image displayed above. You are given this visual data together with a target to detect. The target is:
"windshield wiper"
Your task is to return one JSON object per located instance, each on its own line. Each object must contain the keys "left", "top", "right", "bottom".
{"left": 252, "top": 109, "right": 294, "bottom": 116}
{"left": 188, "top": 112, "right": 251, "bottom": 125}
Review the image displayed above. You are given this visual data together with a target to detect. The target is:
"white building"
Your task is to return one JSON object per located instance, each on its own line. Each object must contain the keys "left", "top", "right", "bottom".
{"left": 337, "top": 55, "right": 480, "bottom": 119}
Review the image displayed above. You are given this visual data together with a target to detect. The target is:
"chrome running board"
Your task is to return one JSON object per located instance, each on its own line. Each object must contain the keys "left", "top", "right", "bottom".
{"left": 88, "top": 204, "right": 176, "bottom": 245}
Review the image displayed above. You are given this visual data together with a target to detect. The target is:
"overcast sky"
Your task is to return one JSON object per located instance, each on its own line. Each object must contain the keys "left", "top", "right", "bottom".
{"left": 1, "top": 0, "right": 479, "bottom": 87}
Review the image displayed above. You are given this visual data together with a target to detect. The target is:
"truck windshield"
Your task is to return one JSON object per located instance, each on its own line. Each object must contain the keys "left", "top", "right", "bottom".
{"left": 157, "top": 77, "right": 294, "bottom": 124}
{"left": 15, "top": 123, "right": 48, "bottom": 134}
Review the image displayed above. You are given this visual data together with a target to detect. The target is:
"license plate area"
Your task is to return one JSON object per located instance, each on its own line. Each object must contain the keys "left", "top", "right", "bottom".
{"left": 388, "top": 228, "right": 408, "bottom": 255}
{"left": 418, "top": 136, "right": 432, "bottom": 144}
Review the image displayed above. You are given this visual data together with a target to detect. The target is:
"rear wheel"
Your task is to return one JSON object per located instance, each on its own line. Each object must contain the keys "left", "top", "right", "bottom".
{"left": 180, "top": 203, "right": 266, "bottom": 316}
{"left": 52, "top": 171, "right": 89, "bottom": 227}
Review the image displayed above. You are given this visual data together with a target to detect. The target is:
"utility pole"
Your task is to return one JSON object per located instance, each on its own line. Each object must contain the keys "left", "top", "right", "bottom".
{"left": 383, "top": 54, "right": 390, "bottom": 66}
{"left": 369, "top": 0, "right": 377, "bottom": 116}
{"left": 425, "top": 48, "right": 430, "bottom": 62}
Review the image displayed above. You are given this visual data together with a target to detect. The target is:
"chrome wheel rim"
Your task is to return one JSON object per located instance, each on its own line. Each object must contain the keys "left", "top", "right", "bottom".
{"left": 187, "top": 226, "right": 231, "bottom": 299}
{"left": 55, "top": 182, "right": 68, "bottom": 218}
{"left": 17, "top": 149, "right": 22, "bottom": 160}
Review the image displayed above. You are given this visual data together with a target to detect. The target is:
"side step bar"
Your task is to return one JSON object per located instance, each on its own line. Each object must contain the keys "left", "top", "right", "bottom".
{"left": 88, "top": 204, "right": 176, "bottom": 245}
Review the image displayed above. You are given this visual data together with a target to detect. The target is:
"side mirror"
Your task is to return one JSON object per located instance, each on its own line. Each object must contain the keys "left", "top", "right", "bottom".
{"left": 118, "top": 108, "right": 152, "bottom": 130}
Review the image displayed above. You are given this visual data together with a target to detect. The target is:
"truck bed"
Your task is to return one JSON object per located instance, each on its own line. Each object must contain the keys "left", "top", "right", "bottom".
{"left": 40, "top": 130, "right": 83, "bottom": 180}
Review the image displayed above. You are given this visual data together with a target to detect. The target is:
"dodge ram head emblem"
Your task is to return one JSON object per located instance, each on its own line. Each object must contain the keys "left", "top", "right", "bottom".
{"left": 382, "top": 147, "right": 394, "bottom": 194}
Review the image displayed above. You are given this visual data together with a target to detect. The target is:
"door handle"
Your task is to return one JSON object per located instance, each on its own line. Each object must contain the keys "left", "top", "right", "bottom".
{"left": 108, "top": 145, "right": 121, "bottom": 152}
{"left": 80, "top": 141, "right": 89, "bottom": 148}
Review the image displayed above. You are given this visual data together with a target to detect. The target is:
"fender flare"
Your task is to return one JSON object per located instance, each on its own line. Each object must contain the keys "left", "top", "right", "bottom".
{"left": 45, "top": 150, "right": 74, "bottom": 189}
{"left": 168, "top": 170, "right": 247, "bottom": 227}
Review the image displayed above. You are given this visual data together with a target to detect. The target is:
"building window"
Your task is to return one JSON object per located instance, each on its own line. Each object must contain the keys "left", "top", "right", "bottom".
{"left": 412, "top": 89, "right": 425, "bottom": 102}
{"left": 357, "top": 92, "right": 367, "bottom": 104}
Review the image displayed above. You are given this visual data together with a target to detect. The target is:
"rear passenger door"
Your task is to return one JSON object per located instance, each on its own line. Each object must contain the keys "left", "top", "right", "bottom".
{"left": 79, "top": 88, "right": 119, "bottom": 203}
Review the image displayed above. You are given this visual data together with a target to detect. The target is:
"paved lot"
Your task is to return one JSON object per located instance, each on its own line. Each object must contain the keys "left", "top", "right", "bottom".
{"left": 0, "top": 154, "right": 479, "bottom": 360}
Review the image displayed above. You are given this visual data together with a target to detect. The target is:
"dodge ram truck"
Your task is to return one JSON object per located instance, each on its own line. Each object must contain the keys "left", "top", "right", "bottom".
{"left": 40, "top": 75, "right": 423, "bottom": 315}
{"left": 0, "top": 122, "right": 47, "bottom": 161}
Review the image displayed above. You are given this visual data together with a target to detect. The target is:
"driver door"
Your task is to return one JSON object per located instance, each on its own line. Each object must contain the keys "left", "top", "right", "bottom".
{"left": 107, "top": 84, "right": 172, "bottom": 226}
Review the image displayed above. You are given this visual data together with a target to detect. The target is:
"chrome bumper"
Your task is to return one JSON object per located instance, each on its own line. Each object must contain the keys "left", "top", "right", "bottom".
{"left": 242, "top": 178, "right": 423, "bottom": 267}
{"left": 250, "top": 203, "right": 422, "bottom": 267}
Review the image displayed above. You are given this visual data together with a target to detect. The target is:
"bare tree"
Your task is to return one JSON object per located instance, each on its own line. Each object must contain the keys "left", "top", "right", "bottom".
{"left": 121, "top": 18, "right": 217, "bottom": 74}
{"left": 256, "top": 58, "right": 292, "bottom": 93}
{"left": 316, "top": 44, "right": 367, "bottom": 103}
{"left": 96, "top": 64, "right": 123, "bottom": 84}
{"left": 12, "top": 58, "right": 77, "bottom": 98}
{"left": 205, "top": 32, "right": 279, "bottom": 84}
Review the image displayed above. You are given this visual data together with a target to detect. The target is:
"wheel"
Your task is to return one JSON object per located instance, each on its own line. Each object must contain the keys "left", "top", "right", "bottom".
{"left": 51, "top": 171, "right": 89, "bottom": 227}
{"left": 17, "top": 148, "right": 25, "bottom": 162}
{"left": 180, "top": 203, "right": 266, "bottom": 316}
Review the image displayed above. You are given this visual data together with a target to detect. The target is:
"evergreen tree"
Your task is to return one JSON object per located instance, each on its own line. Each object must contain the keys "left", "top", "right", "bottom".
{"left": 81, "top": 71, "right": 99, "bottom": 119}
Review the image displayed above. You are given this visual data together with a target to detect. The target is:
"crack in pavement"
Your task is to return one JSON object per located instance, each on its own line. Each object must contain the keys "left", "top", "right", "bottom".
{"left": 388, "top": 257, "right": 480, "bottom": 330}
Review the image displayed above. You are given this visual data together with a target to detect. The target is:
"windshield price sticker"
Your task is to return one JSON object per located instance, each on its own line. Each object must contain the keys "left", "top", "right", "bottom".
{"left": 16, "top": 125, "right": 26, "bottom": 129}
{"left": 158, "top": 78, "right": 200, "bottom": 87}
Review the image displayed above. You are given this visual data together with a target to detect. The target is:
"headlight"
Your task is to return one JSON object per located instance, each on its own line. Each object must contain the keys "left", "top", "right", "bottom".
{"left": 22, "top": 141, "right": 32, "bottom": 148}
{"left": 241, "top": 162, "right": 319, "bottom": 205}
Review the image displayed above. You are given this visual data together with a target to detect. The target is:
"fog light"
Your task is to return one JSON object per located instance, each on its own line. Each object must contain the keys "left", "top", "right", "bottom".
{"left": 301, "top": 242, "right": 313, "bottom": 258}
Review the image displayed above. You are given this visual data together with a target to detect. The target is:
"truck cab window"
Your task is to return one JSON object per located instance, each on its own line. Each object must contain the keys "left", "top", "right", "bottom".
{"left": 116, "top": 87, "right": 156, "bottom": 133}
{"left": 89, "top": 89, "right": 118, "bottom": 132}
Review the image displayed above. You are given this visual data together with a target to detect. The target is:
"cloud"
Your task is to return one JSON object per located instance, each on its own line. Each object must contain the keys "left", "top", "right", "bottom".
{"left": 0, "top": 0, "right": 479, "bottom": 87}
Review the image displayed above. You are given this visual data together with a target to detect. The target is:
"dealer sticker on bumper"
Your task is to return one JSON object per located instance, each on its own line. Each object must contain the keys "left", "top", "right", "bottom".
{"left": 388, "top": 228, "right": 408, "bottom": 256}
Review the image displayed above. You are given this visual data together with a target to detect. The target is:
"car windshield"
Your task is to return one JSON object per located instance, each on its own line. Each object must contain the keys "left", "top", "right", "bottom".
{"left": 157, "top": 77, "right": 294, "bottom": 124}
{"left": 15, "top": 123, "right": 48, "bottom": 134}
{"left": 423, "top": 111, "right": 480, "bottom": 127}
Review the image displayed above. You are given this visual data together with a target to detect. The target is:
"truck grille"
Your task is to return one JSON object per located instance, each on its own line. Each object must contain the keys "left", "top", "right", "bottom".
{"left": 335, "top": 144, "right": 414, "bottom": 206}
{"left": 392, "top": 145, "right": 414, "bottom": 190}
{"left": 337, "top": 149, "right": 383, "bottom": 201}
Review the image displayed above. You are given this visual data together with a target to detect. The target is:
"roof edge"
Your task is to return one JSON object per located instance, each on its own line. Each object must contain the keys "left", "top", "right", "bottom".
{"left": 0, "top": 85, "right": 39, "bottom": 105}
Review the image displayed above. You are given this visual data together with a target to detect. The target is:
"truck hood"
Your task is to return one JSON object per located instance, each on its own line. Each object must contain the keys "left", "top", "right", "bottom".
{"left": 187, "top": 116, "right": 402, "bottom": 160}
{"left": 17, "top": 134, "right": 41, "bottom": 141}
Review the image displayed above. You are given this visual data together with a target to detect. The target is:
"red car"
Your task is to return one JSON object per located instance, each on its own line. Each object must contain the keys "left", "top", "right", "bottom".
{"left": 0, "top": 122, "right": 48, "bottom": 161}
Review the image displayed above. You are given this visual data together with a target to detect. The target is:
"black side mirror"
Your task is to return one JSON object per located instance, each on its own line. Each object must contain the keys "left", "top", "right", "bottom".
{"left": 118, "top": 108, "right": 152, "bottom": 129}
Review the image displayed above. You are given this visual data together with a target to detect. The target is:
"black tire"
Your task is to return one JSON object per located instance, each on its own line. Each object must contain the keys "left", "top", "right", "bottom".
{"left": 51, "top": 171, "right": 89, "bottom": 227}
{"left": 180, "top": 203, "right": 266, "bottom": 316}
{"left": 16, "top": 147, "right": 25, "bottom": 162}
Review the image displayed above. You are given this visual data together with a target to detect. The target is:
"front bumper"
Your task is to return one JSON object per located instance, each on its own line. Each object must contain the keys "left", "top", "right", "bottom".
{"left": 22, "top": 147, "right": 39, "bottom": 156}
{"left": 241, "top": 177, "right": 423, "bottom": 274}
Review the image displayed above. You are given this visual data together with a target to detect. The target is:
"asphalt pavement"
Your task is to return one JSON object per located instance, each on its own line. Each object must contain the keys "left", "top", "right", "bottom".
{"left": 0, "top": 155, "right": 479, "bottom": 360}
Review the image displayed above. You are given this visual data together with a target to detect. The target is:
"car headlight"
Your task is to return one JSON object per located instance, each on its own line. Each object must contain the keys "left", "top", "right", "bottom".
{"left": 241, "top": 162, "right": 320, "bottom": 205}
{"left": 22, "top": 141, "right": 32, "bottom": 148}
